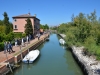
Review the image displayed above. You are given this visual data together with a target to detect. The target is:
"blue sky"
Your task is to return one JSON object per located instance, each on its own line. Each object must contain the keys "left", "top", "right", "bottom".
{"left": 0, "top": 0, "right": 100, "bottom": 26}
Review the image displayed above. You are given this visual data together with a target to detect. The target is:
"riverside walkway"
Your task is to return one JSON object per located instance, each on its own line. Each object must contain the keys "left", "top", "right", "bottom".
{"left": 0, "top": 33, "right": 49, "bottom": 67}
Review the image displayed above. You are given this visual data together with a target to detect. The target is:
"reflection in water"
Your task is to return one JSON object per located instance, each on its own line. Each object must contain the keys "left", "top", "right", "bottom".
{"left": 7, "top": 34, "right": 83, "bottom": 75}
{"left": 59, "top": 43, "right": 66, "bottom": 49}
{"left": 64, "top": 50, "right": 84, "bottom": 75}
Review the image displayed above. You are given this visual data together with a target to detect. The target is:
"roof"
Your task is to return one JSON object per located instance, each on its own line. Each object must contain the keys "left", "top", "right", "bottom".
{"left": 12, "top": 13, "right": 40, "bottom": 21}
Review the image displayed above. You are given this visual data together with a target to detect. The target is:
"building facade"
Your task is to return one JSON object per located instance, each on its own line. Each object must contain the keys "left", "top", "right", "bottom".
{"left": 12, "top": 13, "right": 40, "bottom": 35}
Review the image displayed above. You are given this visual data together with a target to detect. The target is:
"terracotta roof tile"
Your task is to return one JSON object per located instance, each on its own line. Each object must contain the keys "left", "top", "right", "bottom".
{"left": 12, "top": 13, "right": 40, "bottom": 21}
{"left": 12, "top": 14, "right": 35, "bottom": 18}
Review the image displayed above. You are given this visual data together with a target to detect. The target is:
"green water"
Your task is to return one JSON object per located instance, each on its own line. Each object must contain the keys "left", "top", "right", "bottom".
{"left": 8, "top": 34, "right": 84, "bottom": 75}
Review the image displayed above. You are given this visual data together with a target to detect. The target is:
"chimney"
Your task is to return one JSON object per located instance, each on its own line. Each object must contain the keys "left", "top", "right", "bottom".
{"left": 28, "top": 12, "right": 30, "bottom": 15}
{"left": 34, "top": 14, "right": 36, "bottom": 17}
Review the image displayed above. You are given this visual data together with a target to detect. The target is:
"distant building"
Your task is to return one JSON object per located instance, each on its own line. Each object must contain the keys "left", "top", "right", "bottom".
{"left": 12, "top": 13, "right": 40, "bottom": 35}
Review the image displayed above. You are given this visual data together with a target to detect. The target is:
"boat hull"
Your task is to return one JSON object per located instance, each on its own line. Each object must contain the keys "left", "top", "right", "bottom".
{"left": 22, "top": 50, "right": 40, "bottom": 64}
{"left": 22, "top": 60, "right": 33, "bottom": 64}
{"left": 59, "top": 39, "right": 65, "bottom": 45}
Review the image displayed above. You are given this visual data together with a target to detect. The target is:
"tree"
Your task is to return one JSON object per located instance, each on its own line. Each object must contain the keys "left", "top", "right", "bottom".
{"left": 44, "top": 24, "right": 49, "bottom": 29}
{"left": 40, "top": 24, "right": 49, "bottom": 30}
{"left": 98, "top": 17, "right": 100, "bottom": 24}
{"left": 9, "top": 22, "right": 13, "bottom": 32}
{"left": 3, "top": 12, "right": 10, "bottom": 34}
{"left": 40, "top": 24, "right": 44, "bottom": 29}
{"left": 0, "top": 20, "right": 4, "bottom": 25}
{"left": 25, "top": 18, "right": 33, "bottom": 35}
{"left": 0, "top": 25, "right": 5, "bottom": 33}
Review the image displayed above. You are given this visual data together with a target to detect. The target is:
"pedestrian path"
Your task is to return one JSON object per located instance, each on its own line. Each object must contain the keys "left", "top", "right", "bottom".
{"left": 0, "top": 34, "right": 48, "bottom": 65}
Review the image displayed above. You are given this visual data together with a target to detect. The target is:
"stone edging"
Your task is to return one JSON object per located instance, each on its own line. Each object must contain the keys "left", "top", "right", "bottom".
{"left": 71, "top": 46, "right": 100, "bottom": 75}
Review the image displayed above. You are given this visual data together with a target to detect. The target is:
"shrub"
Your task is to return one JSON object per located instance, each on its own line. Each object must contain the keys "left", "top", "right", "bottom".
{"left": 0, "top": 42, "right": 4, "bottom": 51}
{"left": 22, "top": 33, "right": 26, "bottom": 38}
{"left": 14, "top": 33, "right": 22, "bottom": 38}
{"left": 0, "top": 33, "right": 6, "bottom": 42}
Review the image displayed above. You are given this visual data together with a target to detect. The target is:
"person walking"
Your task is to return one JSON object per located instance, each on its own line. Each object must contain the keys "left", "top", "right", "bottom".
{"left": 38, "top": 33, "right": 40, "bottom": 40}
{"left": 27, "top": 36, "right": 29, "bottom": 43}
{"left": 7, "top": 42, "right": 11, "bottom": 54}
{"left": 6, "top": 42, "right": 8, "bottom": 52}
{"left": 21, "top": 38, "right": 24, "bottom": 47}
{"left": 8, "top": 42, "right": 14, "bottom": 53}
{"left": 28, "top": 34, "right": 31, "bottom": 43}
{"left": 15, "top": 38, "right": 17, "bottom": 47}
{"left": 23, "top": 38, "right": 26, "bottom": 46}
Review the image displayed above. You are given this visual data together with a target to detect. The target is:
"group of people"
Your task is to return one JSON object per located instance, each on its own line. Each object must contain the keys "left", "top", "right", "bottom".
{"left": 4, "top": 33, "right": 41, "bottom": 54}
{"left": 4, "top": 42, "right": 14, "bottom": 54}
{"left": 15, "top": 35, "right": 31, "bottom": 47}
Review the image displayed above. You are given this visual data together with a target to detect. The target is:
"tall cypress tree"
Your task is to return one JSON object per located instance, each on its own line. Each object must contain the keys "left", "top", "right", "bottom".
{"left": 3, "top": 12, "right": 10, "bottom": 34}
{"left": 25, "top": 18, "right": 33, "bottom": 35}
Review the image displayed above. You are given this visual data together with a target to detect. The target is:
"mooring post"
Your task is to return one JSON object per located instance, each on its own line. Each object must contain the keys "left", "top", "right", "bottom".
{"left": 15, "top": 56, "right": 17, "bottom": 64}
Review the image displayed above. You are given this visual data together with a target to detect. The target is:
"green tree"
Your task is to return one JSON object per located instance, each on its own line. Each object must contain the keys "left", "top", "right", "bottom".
{"left": 40, "top": 24, "right": 44, "bottom": 29}
{"left": 0, "top": 20, "right": 4, "bottom": 25}
{"left": 25, "top": 18, "right": 33, "bottom": 35}
{"left": 40, "top": 24, "right": 49, "bottom": 30}
{"left": 9, "top": 22, "right": 13, "bottom": 32}
{"left": 44, "top": 24, "right": 49, "bottom": 29}
{"left": 0, "top": 25, "right": 5, "bottom": 33}
{"left": 3, "top": 12, "right": 10, "bottom": 34}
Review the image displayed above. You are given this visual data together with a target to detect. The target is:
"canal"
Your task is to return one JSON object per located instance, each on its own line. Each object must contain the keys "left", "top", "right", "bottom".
{"left": 8, "top": 34, "right": 84, "bottom": 75}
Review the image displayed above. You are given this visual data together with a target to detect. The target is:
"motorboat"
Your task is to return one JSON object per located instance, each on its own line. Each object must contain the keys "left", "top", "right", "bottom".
{"left": 46, "top": 38, "right": 49, "bottom": 41}
{"left": 22, "top": 50, "right": 40, "bottom": 63}
{"left": 59, "top": 39, "right": 65, "bottom": 45}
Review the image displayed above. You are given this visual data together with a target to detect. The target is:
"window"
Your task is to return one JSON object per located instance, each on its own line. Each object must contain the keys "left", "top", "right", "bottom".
{"left": 34, "top": 25, "right": 37, "bottom": 29}
{"left": 34, "top": 19, "right": 36, "bottom": 22}
{"left": 14, "top": 25, "right": 17, "bottom": 29}
{"left": 36, "top": 20, "right": 38, "bottom": 23}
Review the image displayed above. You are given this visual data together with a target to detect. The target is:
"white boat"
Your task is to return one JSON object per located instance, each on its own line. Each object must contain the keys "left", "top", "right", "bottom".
{"left": 22, "top": 50, "right": 40, "bottom": 63}
{"left": 59, "top": 39, "right": 65, "bottom": 45}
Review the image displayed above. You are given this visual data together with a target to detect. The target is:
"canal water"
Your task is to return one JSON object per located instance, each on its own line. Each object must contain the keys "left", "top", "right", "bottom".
{"left": 8, "top": 34, "right": 84, "bottom": 75}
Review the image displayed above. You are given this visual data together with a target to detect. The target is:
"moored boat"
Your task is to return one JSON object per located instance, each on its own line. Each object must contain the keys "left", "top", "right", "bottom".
{"left": 59, "top": 39, "right": 65, "bottom": 45}
{"left": 22, "top": 50, "right": 40, "bottom": 63}
{"left": 46, "top": 38, "right": 49, "bottom": 41}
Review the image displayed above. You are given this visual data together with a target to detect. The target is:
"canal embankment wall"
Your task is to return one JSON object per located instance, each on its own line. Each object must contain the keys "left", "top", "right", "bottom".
{"left": 71, "top": 46, "right": 100, "bottom": 75}
{"left": 71, "top": 46, "right": 90, "bottom": 75}
{"left": 58, "top": 33, "right": 100, "bottom": 75}
{"left": 0, "top": 33, "right": 49, "bottom": 75}
{"left": 57, "top": 34, "right": 66, "bottom": 39}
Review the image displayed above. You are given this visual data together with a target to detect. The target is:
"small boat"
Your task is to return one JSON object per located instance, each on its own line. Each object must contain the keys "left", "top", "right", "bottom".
{"left": 46, "top": 38, "right": 49, "bottom": 41}
{"left": 59, "top": 39, "right": 65, "bottom": 45}
{"left": 22, "top": 50, "right": 40, "bottom": 63}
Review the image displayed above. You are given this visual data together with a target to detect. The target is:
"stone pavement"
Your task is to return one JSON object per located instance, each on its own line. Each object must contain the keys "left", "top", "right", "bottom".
{"left": 0, "top": 34, "right": 48, "bottom": 66}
